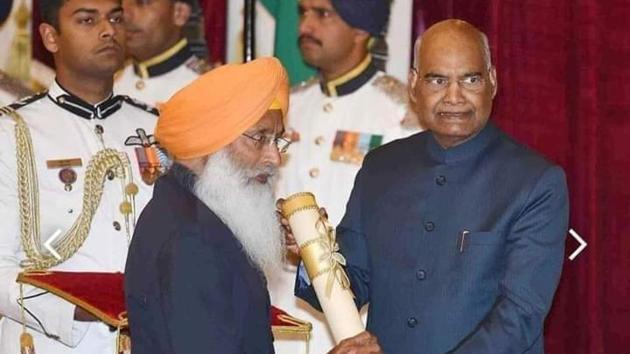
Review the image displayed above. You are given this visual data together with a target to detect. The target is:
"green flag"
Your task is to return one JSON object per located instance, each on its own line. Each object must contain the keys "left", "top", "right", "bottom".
{"left": 260, "top": 0, "right": 316, "bottom": 85}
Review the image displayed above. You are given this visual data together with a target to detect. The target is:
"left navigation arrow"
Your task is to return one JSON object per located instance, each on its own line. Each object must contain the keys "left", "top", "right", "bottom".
{"left": 44, "top": 229, "right": 63, "bottom": 260}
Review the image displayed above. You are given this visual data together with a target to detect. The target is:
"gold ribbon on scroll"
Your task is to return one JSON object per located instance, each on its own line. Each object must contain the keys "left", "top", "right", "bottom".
{"left": 280, "top": 192, "right": 364, "bottom": 344}
{"left": 299, "top": 217, "right": 352, "bottom": 298}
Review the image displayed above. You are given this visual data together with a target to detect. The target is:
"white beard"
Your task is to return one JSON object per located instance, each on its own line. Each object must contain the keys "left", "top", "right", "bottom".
{"left": 193, "top": 149, "right": 284, "bottom": 280}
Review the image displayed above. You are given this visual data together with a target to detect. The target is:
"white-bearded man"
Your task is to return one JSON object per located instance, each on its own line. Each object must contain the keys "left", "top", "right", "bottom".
{"left": 124, "top": 57, "right": 382, "bottom": 354}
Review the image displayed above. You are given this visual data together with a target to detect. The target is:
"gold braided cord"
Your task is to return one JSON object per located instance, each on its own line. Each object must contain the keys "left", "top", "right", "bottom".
{"left": 299, "top": 216, "right": 353, "bottom": 299}
{"left": 8, "top": 109, "right": 134, "bottom": 270}
{"left": 280, "top": 192, "right": 318, "bottom": 219}
{"left": 283, "top": 205, "right": 319, "bottom": 220}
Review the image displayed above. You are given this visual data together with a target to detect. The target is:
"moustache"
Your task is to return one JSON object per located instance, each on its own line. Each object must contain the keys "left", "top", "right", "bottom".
{"left": 246, "top": 165, "right": 277, "bottom": 184}
{"left": 298, "top": 35, "right": 322, "bottom": 47}
{"left": 251, "top": 165, "right": 277, "bottom": 178}
{"left": 95, "top": 41, "right": 122, "bottom": 53}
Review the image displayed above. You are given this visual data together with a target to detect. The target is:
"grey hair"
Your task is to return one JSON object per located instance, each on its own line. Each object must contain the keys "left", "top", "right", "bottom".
{"left": 412, "top": 31, "right": 492, "bottom": 70}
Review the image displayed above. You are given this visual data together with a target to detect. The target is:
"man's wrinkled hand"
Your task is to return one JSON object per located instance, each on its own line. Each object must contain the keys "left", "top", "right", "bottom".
{"left": 327, "top": 331, "right": 383, "bottom": 354}
{"left": 276, "top": 198, "right": 300, "bottom": 258}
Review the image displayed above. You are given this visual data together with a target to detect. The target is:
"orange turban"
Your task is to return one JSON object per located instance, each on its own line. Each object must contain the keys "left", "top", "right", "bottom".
{"left": 156, "top": 57, "right": 289, "bottom": 160}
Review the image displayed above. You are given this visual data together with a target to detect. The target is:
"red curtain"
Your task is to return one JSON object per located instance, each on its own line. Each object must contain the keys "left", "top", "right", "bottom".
{"left": 413, "top": 1, "right": 630, "bottom": 352}
{"left": 198, "top": 0, "right": 226, "bottom": 64}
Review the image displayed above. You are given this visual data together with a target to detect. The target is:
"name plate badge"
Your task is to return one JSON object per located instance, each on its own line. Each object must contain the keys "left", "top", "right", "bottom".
{"left": 46, "top": 158, "right": 83, "bottom": 169}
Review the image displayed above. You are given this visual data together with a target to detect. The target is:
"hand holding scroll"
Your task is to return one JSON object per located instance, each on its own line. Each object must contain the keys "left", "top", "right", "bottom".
{"left": 327, "top": 331, "right": 383, "bottom": 354}
{"left": 276, "top": 198, "right": 328, "bottom": 259}
{"left": 278, "top": 192, "right": 364, "bottom": 344}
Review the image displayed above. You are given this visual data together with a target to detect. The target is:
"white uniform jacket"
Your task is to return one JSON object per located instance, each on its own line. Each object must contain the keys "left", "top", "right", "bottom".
{"left": 0, "top": 80, "right": 158, "bottom": 354}
{"left": 277, "top": 56, "right": 420, "bottom": 226}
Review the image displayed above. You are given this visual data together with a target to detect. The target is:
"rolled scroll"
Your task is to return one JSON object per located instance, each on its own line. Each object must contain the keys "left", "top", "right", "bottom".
{"left": 279, "top": 192, "right": 363, "bottom": 344}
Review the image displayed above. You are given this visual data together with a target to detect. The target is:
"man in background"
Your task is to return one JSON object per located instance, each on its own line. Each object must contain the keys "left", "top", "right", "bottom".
{"left": 115, "top": 0, "right": 209, "bottom": 106}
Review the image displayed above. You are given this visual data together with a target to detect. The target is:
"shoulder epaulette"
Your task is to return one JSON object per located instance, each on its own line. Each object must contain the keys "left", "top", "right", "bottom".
{"left": 0, "top": 71, "right": 36, "bottom": 98}
{"left": 122, "top": 96, "right": 159, "bottom": 116}
{"left": 372, "top": 74, "right": 407, "bottom": 105}
{"left": 185, "top": 56, "right": 213, "bottom": 75}
{"left": 0, "top": 91, "right": 47, "bottom": 117}
{"left": 291, "top": 77, "right": 318, "bottom": 94}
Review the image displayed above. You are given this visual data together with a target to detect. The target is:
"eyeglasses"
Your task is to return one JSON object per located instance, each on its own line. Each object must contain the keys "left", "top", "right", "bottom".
{"left": 241, "top": 132, "right": 292, "bottom": 153}
{"left": 413, "top": 68, "right": 489, "bottom": 94}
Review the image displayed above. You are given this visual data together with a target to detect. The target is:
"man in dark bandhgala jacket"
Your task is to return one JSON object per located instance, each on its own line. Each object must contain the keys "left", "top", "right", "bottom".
{"left": 291, "top": 19, "right": 569, "bottom": 354}
{"left": 125, "top": 57, "right": 383, "bottom": 354}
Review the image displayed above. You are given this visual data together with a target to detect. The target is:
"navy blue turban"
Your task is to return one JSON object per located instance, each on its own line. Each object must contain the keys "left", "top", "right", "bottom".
{"left": 331, "top": 0, "right": 390, "bottom": 36}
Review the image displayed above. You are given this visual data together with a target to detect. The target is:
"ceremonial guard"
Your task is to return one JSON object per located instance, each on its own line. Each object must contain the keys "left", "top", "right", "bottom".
{"left": 114, "top": 0, "right": 210, "bottom": 107}
{"left": 0, "top": 0, "right": 159, "bottom": 353}
{"left": 278, "top": 57, "right": 414, "bottom": 226}
{"left": 114, "top": 38, "right": 208, "bottom": 107}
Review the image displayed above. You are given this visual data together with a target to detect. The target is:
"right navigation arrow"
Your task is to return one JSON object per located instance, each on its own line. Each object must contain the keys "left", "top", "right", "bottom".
{"left": 568, "top": 228, "right": 587, "bottom": 261}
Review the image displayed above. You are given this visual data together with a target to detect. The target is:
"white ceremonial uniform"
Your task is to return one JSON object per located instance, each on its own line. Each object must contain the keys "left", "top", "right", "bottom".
{"left": 0, "top": 80, "right": 159, "bottom": 354}
{"left": 114, "top": 38, "right": 207, "bottom": 108}
{"left": 273, "top": 56, "right": 421, "bottom": 354}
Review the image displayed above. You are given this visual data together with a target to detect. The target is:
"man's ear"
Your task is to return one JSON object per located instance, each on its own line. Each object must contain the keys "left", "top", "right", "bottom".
{"left": 488, "top": 65, "right": 498, "bottom": 98}
{"left": 353, "top": 28, "right": 370, "bottom": 46}
{"left": 39, "top": 23, "right": 60, "bottom": 54}
{"left": 408, "top": 68, "right": 419, "bottom": 108}
{"left": 173, "top": 1, "right": 192, "bottom": 27}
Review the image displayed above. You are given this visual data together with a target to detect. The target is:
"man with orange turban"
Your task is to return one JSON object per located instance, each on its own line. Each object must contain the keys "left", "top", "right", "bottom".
{"left": 124, "top": 57, "right": 382, "bottom": 354}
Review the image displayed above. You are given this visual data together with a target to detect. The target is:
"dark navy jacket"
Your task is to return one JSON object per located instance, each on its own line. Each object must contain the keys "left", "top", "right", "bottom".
{"left": 125, "top": 164, "right": 274, "bottom": 354}
{"left": 297, "top": 123, "right": 569, "bottom": 354}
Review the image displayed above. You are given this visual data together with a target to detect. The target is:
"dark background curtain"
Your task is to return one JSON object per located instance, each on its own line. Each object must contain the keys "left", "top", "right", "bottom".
{"left": 413, "top": 1, "right": 630, "bottom": 353}
{"left": 198, "top": 0, "right": 226, "bottom": 65}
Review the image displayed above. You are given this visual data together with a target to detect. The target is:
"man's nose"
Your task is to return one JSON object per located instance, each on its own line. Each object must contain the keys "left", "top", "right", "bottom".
{"left": 261, "top": 143, "right": 281, "bottom": 168}
{"left": 443, "top": 80, "right": 466, "bottom": 104}
{"left": 100, "top": 20, "right": 117, "bottom": 40}
{"left": 299, "top": 12, "right": 316, "bottom": 36}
